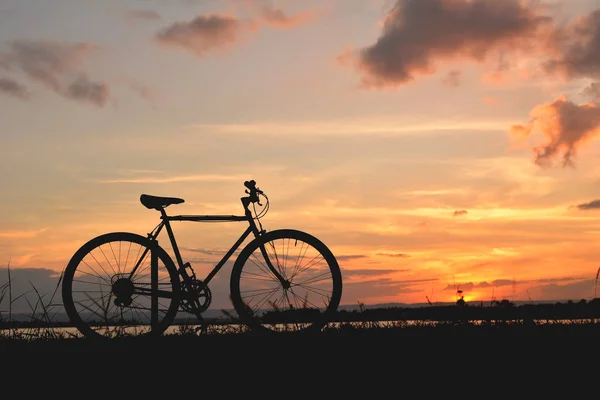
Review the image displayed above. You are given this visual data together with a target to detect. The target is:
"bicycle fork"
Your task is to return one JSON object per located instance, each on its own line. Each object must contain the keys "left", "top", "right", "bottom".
{"left": 258, "top": 242, "right": 290, "bottom": 289}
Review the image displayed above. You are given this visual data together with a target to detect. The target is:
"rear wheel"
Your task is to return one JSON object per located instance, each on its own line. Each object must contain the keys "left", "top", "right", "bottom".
{"left": 230, "top": 229, "right": 342, "bottom": 334}
{"left": 61, "top": 232, "right": 180, "bottom": 339}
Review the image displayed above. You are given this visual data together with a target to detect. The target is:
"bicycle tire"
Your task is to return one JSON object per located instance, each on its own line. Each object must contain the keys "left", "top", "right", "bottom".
{"left": 62, "top": 232, "right": 181, "bottom": 339}
{"left": 230, "top": 229, "right": 342, "bottom": 334}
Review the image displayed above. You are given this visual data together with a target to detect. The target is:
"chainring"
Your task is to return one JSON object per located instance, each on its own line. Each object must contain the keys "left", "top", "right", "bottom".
{"left": 180, "top": 278, "right": 212, "bottom": 315}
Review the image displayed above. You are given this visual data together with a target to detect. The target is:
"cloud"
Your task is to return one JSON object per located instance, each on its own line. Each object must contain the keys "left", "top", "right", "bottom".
{"left": 510, "top": 96, "right": 600, "bottom": 167}
{"left": 444, "top": 279, "right": 515, "bottom": 291}
{"left": 0, "top": 77, "right": 29, "bottom": 100}
{"left": 335, "top": 254, "right": 367, "bottom": 262}
{"left": 340, "top": 0, "right": 552, "bottom": 88}
{"left": 0, "top": 228, "right": 47, "bottom": 238}
{"left": 445, "top": 277, "right": 585, "bottom": 294}
{"left": 99, "top": 172, "right": 248, "bottom": 184}
{"left": 441, "top": 70, "right": 461, "bottom": 87}
{"left": 575, "top": 199, "right": 600, "bottom": 210}
{"left": 343, "top": 277, "right": 439, "bottom": 301}
{"left": 582, "top": 82, "right": 600, "bottom": 102}
{"left": 535, "top": 278, "right": 595, "bottom": 301}
{"left": 125, "top": 9, "right": 161, "bottom": 21}
{"left": 155, "top": 14, "right": 257, "bottom": 56}
{"left": 342, "top": 269, "right": 405, "bottom": 278}
{"left": 452, "top": 210, "right": 468, "bottom": 217}
{"left": 64, "top": 75, "right": 109, "bottom": 107}
{"left": 543, "top": 9, "right": 600, "bottom": 80}
{"left": 0, "top": 267, "right": 63, "bottom": 314}
{"left": 0, "top": 40, "right": 109, "bottom": 107}
{"left": 376, "top": 253, "right": 410, "bottom": 258}
{"left": 259, "top": 5, "right": 316, "bottom": 28}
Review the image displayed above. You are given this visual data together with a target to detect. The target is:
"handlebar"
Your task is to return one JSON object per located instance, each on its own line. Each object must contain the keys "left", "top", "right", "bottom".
{"left": 243, "top": 180, "right": 263, "bottom": 206}
{"left": 244, "top": 180, "right": 263, "bottom": 194}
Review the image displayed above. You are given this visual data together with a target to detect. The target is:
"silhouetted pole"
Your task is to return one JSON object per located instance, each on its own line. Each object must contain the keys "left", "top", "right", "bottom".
{"left": 151, "top": 240, "right": 158, "bottom": 331}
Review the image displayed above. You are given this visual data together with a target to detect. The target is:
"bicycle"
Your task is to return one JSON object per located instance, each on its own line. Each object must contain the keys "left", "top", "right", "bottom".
{"left": 61, "top": 180, "right": 343, "bottom": 339}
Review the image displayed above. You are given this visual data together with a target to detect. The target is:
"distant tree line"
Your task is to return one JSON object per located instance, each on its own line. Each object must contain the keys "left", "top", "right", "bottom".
{"left": 332, "top": 298, "right": 600, "bottom": 322}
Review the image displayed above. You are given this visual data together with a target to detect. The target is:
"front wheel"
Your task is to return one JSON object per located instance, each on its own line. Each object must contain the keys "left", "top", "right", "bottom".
{"left": 61, "top": 232, "right": 181, "bottom": 339}
{"left": 230, "top": 229, "right": 342, "bottom": 334}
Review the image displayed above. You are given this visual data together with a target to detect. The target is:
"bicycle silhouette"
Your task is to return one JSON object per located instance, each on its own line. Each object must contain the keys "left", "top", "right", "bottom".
{"left": 61, "top": 180, "right": 343, "bottom": 339}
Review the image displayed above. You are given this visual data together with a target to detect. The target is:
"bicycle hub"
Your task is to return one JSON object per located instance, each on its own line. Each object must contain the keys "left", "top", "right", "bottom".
{"left": 112, "top": 276, "right": 134, "bottom": 307}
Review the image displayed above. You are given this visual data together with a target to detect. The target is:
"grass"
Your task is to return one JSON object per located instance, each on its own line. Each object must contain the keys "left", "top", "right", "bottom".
{"left": 2, "top": 261, "right": 600, "bottom": 352}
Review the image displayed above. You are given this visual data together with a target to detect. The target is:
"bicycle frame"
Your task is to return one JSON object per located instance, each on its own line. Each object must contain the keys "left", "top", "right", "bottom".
{"left": 128, "top": 196, "right": 284, "bottom": 288}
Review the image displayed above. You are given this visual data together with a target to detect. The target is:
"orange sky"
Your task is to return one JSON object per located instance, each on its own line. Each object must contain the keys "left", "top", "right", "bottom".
{"left": 0, "top": 0, "right": 600, "bottom": 311}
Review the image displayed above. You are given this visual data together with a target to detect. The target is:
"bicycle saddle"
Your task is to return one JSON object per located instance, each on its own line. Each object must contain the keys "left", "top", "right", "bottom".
{"left": 140, "top": 194, "right": 185, "bottom": 210}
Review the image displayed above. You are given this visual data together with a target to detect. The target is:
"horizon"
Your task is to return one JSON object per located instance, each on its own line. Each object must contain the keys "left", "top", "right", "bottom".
{"left": 1, "top": 0, "right": 600, "bottom": 313}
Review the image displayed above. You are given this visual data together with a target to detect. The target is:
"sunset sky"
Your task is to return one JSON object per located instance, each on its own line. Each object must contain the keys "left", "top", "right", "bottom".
{"left": 1, "top": 0, "right": 600, "bottom": 311}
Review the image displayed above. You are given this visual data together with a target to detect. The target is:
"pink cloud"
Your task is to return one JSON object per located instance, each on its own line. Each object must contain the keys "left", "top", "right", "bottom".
{"left": 260, "top": 5, "right": 316, "bottom": 28}
{"left": 0, "top": 40, "right": 109, "bottom": 107}
{"left": 510, "top": 96, "right": 600, "bottom": 167}
{"left": 0, "top": 77, "right": 29, "bottom": 100}
{"left": 155, "top": 14, "right": 257, "bottom": 57}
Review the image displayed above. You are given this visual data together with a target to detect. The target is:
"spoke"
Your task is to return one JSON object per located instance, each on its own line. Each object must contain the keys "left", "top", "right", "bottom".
{"left": 79, "top": 259, "right": 113, "bottom": 286}
{"left": 291, "top": 254, "right": 325, "bottom": 280}
{"left": 78, "top": 291, "right": 113, "bottom": 322}
{"left": 288, "top": 287, "right": 322, "bottom": 309}
{"left": 108, "top": 242, "right": 120, "bottom": 274}
{"left": 294, "top": 271, "right": 332, "bottom": 286}
{"left": 131, "top": 251, "right": 152, "bottom": 280}
{"left": 98, "top": 245, "right": 118, "bottom": 276}
{"left": 266, "top": 241, "right": 286, "bottom": 279}
{"left": 123, "top": 241, "right": 133, "bottom": 273}
{"left": 290, "top": 241, "right": 311, "bottom": 280}
{"left": 241, "top": 286, "right": 280, "bottom": 311}
{"left": 240, "top": 269, "right": 281, "bottom": 283}
{"left": 72, "top": 276, "right": 112, "bottom": 287}
{"left": 294, "top": 283, "right": 331, "bottom": 302}
{"left": 282, "top": 238, "right": 291, "bottom": 280}
{"left": 248, "top": 252, "right": 280, "bottom": 281}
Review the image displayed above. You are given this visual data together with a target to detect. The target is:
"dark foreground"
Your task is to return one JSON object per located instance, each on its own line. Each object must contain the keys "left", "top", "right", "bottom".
{"left": 3, "top": 319, "right": 600, "bottom": 354}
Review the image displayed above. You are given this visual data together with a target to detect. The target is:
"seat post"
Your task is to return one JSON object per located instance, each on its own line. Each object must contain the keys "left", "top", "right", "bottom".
{"left": 159, "top": 207, "right": 168, "bottom": 219}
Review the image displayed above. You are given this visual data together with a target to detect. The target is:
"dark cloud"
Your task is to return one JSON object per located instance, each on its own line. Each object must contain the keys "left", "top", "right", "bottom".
{"left": 336, "top": 254, "right": 367, "bottom": 262}
{"left": 510, "top": 96, "right": 600, "bottom": 167}
{"left": 444, "top": 279, "right": 514, "bottom": 291}
{"left": 0, "top": 267, "right": 63, "bottom": 315}
{"left": 0, "top": 40, "right": 109, "bottom": 107}
{"left": 341, "top": 0, "right": 551, "bottom": 88}
{"left": 535, "top": 278, "right": 594, "bottom": 301}
{"left": 575, "top": 199, "right": 600, "bottom": 210}
{"left": 582, "top": 82, "right": 600, "bottom": 102}
{"left": 125, "top": 9, "right": 161, "bottom": 21}
{"left": 544, "top": 9, "right": 600, "bottom": 80}
{"left": 445, "top": 277, "right": 584, "bottom": 292}
{"left": 65, "top": 75, "right": 109, "bottom": 107}
{"left": 453, "top": 209, "right": 468, "bottom": 217}
{"left": 155, "top": 14, "right": 256, "bottom": 56}
{"left": 0, "top": 77, "right": 29, "bottom": 100}
{"left": 376, "top": 253, "right": 409, "bottom": 258}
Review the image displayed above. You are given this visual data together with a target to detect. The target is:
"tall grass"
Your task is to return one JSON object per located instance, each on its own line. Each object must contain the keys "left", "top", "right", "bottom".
{"left": 0, "top": 261, "right": 68, "bottom": 341}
